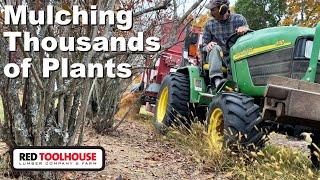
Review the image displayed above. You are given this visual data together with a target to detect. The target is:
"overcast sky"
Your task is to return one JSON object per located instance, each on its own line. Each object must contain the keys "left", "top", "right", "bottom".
{"left": 182, "top": 0, "right": 236, "bottom": 15}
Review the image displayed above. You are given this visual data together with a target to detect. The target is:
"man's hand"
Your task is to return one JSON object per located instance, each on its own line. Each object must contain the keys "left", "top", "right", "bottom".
{"left": 206, "top": 41, "right": 218, "bottom": 52}
{"left": 236, "top": 26, "right": 249, "bottom": 35}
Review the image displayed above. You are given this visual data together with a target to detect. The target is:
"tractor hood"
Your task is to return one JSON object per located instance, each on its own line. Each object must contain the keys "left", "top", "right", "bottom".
{"left": 231, "top": 26, "right": 315, "bottom": 61}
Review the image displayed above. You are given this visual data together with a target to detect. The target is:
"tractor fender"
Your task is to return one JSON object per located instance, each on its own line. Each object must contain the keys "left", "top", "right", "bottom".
{"left": 176, "top": 66, "right": 206, "bottom": 103}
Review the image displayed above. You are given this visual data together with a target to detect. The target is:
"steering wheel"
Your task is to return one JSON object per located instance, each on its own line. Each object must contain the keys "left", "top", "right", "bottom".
{"left": 226, "top": 30, "right": 254, "bottom": 50}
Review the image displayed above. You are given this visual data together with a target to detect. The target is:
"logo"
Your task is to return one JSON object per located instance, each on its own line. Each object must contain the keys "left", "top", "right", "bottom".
{"left": 11, "top": 146, "right": 105, "bottom": 171}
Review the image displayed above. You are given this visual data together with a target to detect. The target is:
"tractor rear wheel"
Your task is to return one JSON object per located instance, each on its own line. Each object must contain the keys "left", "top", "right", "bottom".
{"left": 154, "top": 72, "right": 190, "bottom": 133}
{"left": 206, "top": 93, "right": 267, "bottom": 151}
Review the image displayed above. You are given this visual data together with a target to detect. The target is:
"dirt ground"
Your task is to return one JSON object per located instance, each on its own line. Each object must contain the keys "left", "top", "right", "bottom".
{"left": 72, "top": 119, "right": 216, "bottom": 180}
{"left": 0, "top": 118, "right": 312, "bottom": 180}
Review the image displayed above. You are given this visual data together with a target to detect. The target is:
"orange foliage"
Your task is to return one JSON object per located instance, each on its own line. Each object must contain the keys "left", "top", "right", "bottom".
{"left": 282, "top": 0, "right": 320, "bottom": 27}
{"left": 132, "top": 74, "right": 143, "bottom": 84}
{"left": 192, "top": 12, "right": 211, "bottom": 30}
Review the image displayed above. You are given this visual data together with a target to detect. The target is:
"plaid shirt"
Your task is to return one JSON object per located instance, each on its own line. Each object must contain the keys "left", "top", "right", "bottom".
{"left": 202, "top": 13, "right": 248, "bottom": 53}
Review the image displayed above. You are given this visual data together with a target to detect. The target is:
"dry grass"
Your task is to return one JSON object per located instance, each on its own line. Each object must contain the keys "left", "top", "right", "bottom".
{"left": 161, "top": 121, "right": 320, "bottom": 179}
{"left": 235, "top": 145, "right": 318, "bottom": 179}
{"left": 114, "top": 92, "right": 142, "bottom": 121}
{"left": 114, "top": 74, "right": 145, "bottom": 121}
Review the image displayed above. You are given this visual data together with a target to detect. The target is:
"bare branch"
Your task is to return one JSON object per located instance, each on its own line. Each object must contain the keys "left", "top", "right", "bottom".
{"left": 102, "top": 51, "right": 155, "bottom": 61}
{"left": 177, "top": 0, "right": 204, "bottom": 27}
{"left": 133, "top": 0, "right": 172, "bottom": 17}
{"left": 13, "top": 27, "right": 45, "bottom": 91}
{"left": 77, "top": 77, "right": 98, "bottom": 145}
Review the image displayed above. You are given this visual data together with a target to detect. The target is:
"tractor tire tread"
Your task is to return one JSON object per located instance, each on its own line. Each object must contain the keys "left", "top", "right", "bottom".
{"left": 154, "top": 72, "right": 190, "bottom": 130}
{"left": 208, "top": 93, "right": 268, "bottom": 151}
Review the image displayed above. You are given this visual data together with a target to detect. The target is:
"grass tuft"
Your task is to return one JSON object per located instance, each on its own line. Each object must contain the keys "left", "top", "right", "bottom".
{"left": 159, "top": 121, "right": 320, "bottom": 179}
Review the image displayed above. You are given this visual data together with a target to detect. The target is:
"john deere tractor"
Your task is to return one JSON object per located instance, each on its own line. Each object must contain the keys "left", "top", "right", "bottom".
{"left": 154, "top": 23, "right": 320, "bottom": 167}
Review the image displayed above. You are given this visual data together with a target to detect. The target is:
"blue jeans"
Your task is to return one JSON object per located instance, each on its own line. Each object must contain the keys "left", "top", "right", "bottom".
{"left": 206, "top": 45, "right": 224, "bottom": 79}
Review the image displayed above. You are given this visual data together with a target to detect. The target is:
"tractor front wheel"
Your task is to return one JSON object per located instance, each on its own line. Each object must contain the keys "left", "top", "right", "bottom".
{"left": 207, "top": 93, "right": 267, "bottom": 151}
{"left": 154, "top": 72, "right": 190, "bottom": 133}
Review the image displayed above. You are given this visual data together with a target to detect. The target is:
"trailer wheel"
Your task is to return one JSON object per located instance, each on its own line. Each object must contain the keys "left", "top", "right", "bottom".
{"left": 154, "top": 72, "right": 190, "bottom": 133}
{"left": 206, "top": 93, "right": 267, "bottom": 151}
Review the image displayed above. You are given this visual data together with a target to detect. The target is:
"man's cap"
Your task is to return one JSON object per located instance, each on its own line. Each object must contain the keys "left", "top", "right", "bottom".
{"left": 205, "top": 0, "right": 230, "bottom": 9}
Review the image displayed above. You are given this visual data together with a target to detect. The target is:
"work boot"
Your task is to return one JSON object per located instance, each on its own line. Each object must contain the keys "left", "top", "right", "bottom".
{"left": 210, "top": 77, "right": 228, "bottom": 92}
{"left": 210, "top": 77, "right": 222, "bottom": 89}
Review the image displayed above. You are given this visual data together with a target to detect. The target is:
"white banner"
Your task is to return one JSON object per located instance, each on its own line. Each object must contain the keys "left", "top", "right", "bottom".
{"left": 12, "top": 147, "right": 105, "bottom": 171}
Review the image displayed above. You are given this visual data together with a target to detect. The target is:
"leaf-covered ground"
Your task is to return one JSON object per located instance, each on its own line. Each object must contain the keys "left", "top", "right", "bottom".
{"left": 0, "top": 116, "right": 319, "bottom": 179}
{"left": 70, "top": 119, "right": 216, "bottom": 179}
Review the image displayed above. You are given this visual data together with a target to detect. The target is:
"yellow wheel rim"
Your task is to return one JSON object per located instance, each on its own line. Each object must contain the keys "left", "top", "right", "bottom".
{"left": 208, "top": 108, "right": 224, "bottom": 149}
{"left": 156, "top": 87, "right": 169, "bottom": 123}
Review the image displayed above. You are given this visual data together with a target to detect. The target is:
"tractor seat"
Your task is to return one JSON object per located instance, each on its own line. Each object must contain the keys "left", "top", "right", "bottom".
{"left": 203, "top": 63, "right": 209, "bottom": 70}
{"left": 203, "top": 63, "right": 228, "bottom": 73}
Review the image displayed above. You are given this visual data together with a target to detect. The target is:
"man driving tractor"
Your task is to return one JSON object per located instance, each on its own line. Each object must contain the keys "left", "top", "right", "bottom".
{"left": 203, "top": 0, "right": 249, "bottom": 88}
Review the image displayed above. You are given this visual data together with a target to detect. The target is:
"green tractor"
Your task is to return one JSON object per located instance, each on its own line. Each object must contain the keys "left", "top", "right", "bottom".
{"left": 154, "top": 23, "right": 320, "bottom": 167}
